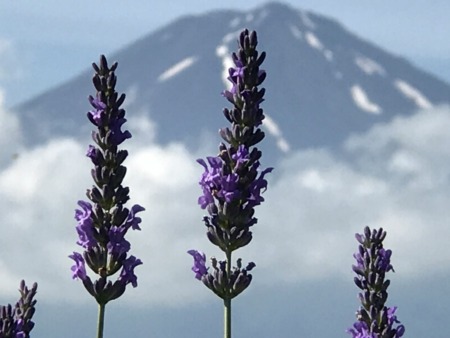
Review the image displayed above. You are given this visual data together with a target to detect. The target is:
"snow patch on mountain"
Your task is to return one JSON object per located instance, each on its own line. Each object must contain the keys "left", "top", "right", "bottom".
{"left": 263, "top": 115, "right": 290, "bottom": 153}
{"left": 216, "top": 44, "right": 233, "bottom": 89}
{"left": 217, "top": 49, "right": 234, "bottom": 90}
{"left": 355, "top": 55, "right": 386, "bottom": 76}
{"left": 157, "top": 56, "right": 198, "bottom": 82}
{"left": 305, "top": 31, "right": 333, "bottom": 61}
{"left": 229, "top": 17, "right": 240, "bottom": 28}
{"left": 394, "top": 79, "right": 433, "bottom": 109}
{"left": 290, "top": 25, "right": 303, "bottom": 40}
{"left": 299, "top": 10, "right": 316, "bottom": 29}
{"left": 222, "top": 30, "right": 240, "bottom": 44}
{"left": 257, "top": 8, "right": 269, "bottom": 22}
{"left": 217, "top": 31, "right": 242, "bottom": 89}
{"left": 350, "top": 85, "right": 382, "bottom": 114}
{"left": 305, "top": 31, "right": 323, "bottom": 50}
{"left": 323, "top": 50, "right": 333, "bottom": 61}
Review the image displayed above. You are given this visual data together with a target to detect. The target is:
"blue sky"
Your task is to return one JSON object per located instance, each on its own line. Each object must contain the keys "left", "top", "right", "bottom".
{"left": 1, "top": 1, "right": 450, "bottom": 337}
{"left": 0, "top": 0, "right": 449, "bottom": 107}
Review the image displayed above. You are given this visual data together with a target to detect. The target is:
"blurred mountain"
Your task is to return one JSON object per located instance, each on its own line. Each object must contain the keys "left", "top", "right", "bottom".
{"left": 14, "top": 2, "right": 450, "bottom": 162}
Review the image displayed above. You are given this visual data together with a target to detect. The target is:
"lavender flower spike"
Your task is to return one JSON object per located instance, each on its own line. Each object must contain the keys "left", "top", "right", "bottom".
{"left": 196, "top": 29, "right": 272, "bottom": 257}
{"left": 347, "top": 226, "right": 405, "bottom": 338}
{"left": 0, "top": 280, "right": 38, "bottom": 338}
{"left": 69, "top": 55, "right": 145, "bottom": 338}
{"left": 189, "top": 29, "right": 271, "bottom": 338}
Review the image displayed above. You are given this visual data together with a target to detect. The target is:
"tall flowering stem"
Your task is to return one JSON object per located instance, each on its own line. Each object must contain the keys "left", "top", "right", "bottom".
{"left": 188, "top": 29, "right": 272, "bottom": 338}
{"left": 348, "top": 226, "right": 405, "bottom": 338}
{"left": 0, "top": 280, "right": 38, "bottom": 338}
{"left": 69, "top": 55, "right": 144, "bottom": 338}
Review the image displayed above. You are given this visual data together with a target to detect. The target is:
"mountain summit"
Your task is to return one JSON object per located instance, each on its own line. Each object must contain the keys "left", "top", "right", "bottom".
{"left": 15, "top": 2, "right": 450, "bottom": 161}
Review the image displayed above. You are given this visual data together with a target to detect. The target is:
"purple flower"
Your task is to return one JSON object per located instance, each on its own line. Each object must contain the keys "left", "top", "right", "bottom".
{"left": 107, "top": 226, "right": 131, "bottom": 257}
{"left": 226, "top": 59, "right": 245, "bottom": 95}
{"left": 229, "top": 60, "right": 245, "bottom": 81}
{"left": 187, "top": 250, "right": 208, "bottom": 280}
{"left": 387, "top": 307, "right": 399, "bottom": 323}
{"left": 198, "top": 156, "right": 247, "bottom": 209}
{"left": 88, "top": 96, "right": 107, "bottom": 126}
{"left": 86, "top": 145, "right": 101, "bottom": 165}
{"left": 353, "top": 251, "right": 364, "bottom": 272}
{"left": 387, "top": 307, "right": 405, "bottom": 336}
{"left": 75, "top": 201, "right": 96, "bottom": 249}
{"left": 119, "top": 255, "right": 143, "bottom": 287}
{"left": 217, "top": 173, "right": 240, "bottom": 203}
{"left": 86, "top": 145, "right": 96, "bottom": 158}
{"left": 247, "top": 166, "right": 273, "bottom": 207}
{"left": 14, "top": 320, "right": 26, "bottom": 338}
{"left": 75, "top": 200, "right": 93, "bottom": 223}
{"left": 347, "top": 321, "right": 376, "bottom": 338}
{"left": 124, "top": 204, "right": 145, "bottom": 230}
{"left": 69, "top": 252, "right": 87, "bottom": 281}
{"left": 110, "top": 117, "right": 131, "bottom": 145}
{"left": 378, "top": 248, "right": 394, "bottom": 272}
{"left": 232, "top": 145, "right": 250, "bottom": 168}
{"left": 197, "top": 157, "right": 223, "bottom": 209}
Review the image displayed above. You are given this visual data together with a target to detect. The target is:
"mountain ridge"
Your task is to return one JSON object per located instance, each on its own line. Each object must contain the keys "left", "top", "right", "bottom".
{"left": 14, "top": 2, "right": 450, "bottom": 163}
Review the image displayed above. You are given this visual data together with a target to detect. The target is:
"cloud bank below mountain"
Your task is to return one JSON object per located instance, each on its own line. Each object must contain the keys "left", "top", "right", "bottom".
{"left": 1, "top": 98, "right": 450, "bottom": 310}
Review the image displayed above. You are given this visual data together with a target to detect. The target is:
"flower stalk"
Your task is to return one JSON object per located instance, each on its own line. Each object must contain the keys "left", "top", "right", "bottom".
{"left": 224, "top": 250, "right": 232, "bottom": 338}
{"left": 224, "top": 297, "right": 231, "bottom": 338}
{"left": 97, "top": 303, "right": 105, "bottom": 338}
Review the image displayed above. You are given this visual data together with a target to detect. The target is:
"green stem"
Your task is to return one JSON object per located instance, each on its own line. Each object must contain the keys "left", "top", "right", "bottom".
{"left": 224, "top": 250, "right": 232, "bottom": 338}
{"left": 97, "top": 303, "right": 106, "bottom": 338}
{"left": 224, "top": 297, "right": 231, "bottom": 338}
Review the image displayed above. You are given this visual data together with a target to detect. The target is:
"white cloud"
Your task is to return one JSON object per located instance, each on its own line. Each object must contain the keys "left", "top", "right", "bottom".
{"left": 251, "top": 105, "right": 450, "bottom": 283}
{"left": 345, "top": 105, "right": 450, "bottom": 183}
{"left": 0, "top": 138, "right": 89, "bottom": 298}
{"left": 0, "top": 90, "right": 23, "bottom": 168}
{"left": 0, "top": 134, "right": 206, "bottom": 306}
{"left": 1, "top": 105, "right": 450, "bottom": 308}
